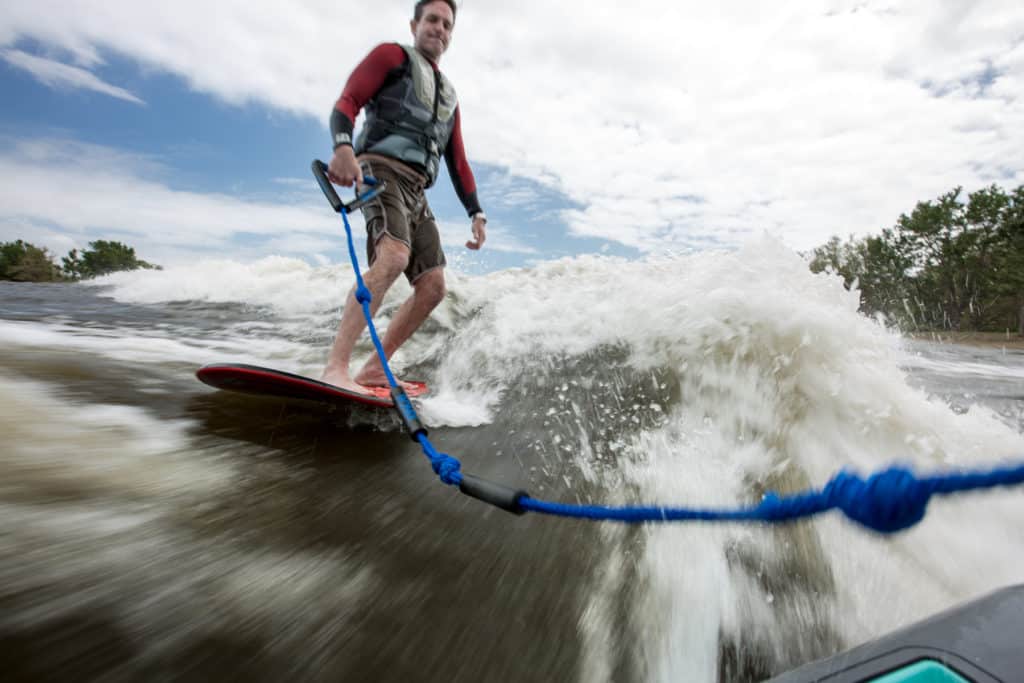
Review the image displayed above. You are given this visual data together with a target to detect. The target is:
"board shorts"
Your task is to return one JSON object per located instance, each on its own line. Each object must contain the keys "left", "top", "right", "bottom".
{"left": 357, "top": 154, "right": 446, "bottom": 284}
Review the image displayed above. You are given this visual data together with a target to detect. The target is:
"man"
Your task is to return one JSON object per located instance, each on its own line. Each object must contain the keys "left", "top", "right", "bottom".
{"left": 322, "top": 0, "right": 487, "bottom": 395}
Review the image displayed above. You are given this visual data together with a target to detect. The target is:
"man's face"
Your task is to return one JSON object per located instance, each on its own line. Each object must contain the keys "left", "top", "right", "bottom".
{"left": 410, "top": 1, "right": 454, "bottom": 62}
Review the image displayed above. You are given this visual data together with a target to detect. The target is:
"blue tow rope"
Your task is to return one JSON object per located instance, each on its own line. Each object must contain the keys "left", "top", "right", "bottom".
{"left": 312, "top": 159, "right": 1024, "bottom": 534}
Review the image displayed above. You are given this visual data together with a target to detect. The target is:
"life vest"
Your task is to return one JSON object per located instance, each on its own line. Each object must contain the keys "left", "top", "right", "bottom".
{"left": 355, "top": 44, "right": 457, "bottom": 187}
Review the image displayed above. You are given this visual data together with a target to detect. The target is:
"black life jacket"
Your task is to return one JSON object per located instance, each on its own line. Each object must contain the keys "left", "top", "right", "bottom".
{"left": 355, "top": 44, "right": 457, "bottom": 187}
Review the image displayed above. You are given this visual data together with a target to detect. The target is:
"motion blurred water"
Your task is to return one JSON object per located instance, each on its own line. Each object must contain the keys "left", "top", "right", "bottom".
{"left": 2, "top": 238, "right": 1022, "bottom": 682}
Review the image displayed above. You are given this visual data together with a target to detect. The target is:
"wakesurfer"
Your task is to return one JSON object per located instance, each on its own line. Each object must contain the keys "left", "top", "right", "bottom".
{"left": 321, "top": 0, "right": 487, "bottom": 395}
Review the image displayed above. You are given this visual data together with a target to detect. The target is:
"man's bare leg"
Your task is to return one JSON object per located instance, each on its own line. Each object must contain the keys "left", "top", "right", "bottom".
{"left": 354, "top": 267, "right": 446, "bottom": 388}
{"left": 321, "top": 237, "right": 410, "bottom": 393}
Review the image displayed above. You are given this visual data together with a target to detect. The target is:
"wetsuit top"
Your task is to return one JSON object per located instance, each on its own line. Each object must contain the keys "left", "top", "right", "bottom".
{"left": 332, "top": 43, "right": 482, "bottom": 217}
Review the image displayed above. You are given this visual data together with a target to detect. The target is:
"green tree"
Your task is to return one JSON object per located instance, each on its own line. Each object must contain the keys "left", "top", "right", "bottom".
{"left": 855, "top": 230, "right": 914, "bottom": 325}
{"left": 809, "top": 235, "right": 861, "bottom": 285}
{"left": 893, "top": 188, "right": 970, "bottom": 329}
{"left": 0, "top": 240, "right": 63, "bottom": 282}
{"left": 961, "top": 185, "right": 1010, "bottom": 329}
{"left": 61, "top": 240, "right": 157, "bottom": 280}
{"left": 809, "top": 230, "right": 914, "bottom": 326}
{"left": 809, "top": 182, "right": 1024, "bottom": 334}
{"left": 987, "top": 185, "right": 1024, "bottom": 333}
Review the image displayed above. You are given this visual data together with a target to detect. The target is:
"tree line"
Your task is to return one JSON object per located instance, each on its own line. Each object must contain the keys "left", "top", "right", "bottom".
{"left": 0, "top": 240, "right": 158, "bottom": 282}
{"left": 809, "top": 184, "right": 1024, "bottom": 334}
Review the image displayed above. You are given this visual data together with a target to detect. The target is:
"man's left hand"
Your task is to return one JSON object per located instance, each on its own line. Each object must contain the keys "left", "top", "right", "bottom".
{"left": 466, "top": 215, "right": 487, "bottom": 250}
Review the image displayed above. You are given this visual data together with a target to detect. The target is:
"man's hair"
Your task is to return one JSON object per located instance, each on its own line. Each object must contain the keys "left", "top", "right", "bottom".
{"left": 414, "top": 0, "right": 457, "bottom": 23}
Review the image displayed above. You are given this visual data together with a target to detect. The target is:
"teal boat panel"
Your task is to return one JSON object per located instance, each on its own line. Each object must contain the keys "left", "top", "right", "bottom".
{"left": 870, "top": 660, "right": 969, "bottom": 683}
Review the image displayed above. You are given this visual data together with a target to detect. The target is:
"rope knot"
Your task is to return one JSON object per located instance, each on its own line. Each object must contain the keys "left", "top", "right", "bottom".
{"left": 355, "top": 285, "right": 372, "bottom": 304}
{"left": 825, "top": 466, "right": 932, "bottom": 533}
{"left": 431, "top": 453, "right": 462, "bottom": 486}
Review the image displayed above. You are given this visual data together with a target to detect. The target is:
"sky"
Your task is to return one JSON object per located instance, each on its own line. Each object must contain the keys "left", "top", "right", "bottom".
{"left": 1, "top": 0, "right": 1023, "bottom": 273}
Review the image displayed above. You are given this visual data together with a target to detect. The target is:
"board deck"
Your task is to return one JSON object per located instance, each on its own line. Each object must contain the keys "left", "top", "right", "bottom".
{"left": 196, "top": 363, "right": 427, "bottom": 409}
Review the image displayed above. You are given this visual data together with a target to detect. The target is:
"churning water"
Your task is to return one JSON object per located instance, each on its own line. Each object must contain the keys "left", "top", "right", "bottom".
{"left": 2, "top": 237, "right": 1022, "bottom": 681}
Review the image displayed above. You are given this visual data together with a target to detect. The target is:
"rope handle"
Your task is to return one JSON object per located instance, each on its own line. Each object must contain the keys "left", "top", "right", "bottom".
{"left": 310, "top": 159, "right": 383, "bottom": 213}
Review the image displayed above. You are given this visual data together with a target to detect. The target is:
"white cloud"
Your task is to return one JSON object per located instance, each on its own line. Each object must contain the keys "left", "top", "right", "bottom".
{"left": 1, "top": 48, "right": 143, "bottom": 104}
{"left": 436, "top": 218, "right": 538, "bottom": 256}
{"left": 272, "top": 177, "right": 309, "bottom": 187}
{"left": 2, "top": 0, "right": 1023, "bottom": 254}
{"left": 0, "top": 138, "right": 541, "bottom": 266}
{"left": 0, "top": 138, "right": 339, "bottom": 264}
{"left": 0, "top": 217, "right": 76, "bottom": 261}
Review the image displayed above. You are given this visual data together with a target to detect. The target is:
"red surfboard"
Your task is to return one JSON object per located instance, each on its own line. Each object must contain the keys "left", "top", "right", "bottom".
{"left": 196, "top": 363, "right": 427, "bottom": 409}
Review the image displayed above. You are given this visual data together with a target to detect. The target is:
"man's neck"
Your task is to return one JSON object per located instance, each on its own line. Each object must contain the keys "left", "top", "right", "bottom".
{"left": 413, "top": 45, "right": 441, "bottom": 68}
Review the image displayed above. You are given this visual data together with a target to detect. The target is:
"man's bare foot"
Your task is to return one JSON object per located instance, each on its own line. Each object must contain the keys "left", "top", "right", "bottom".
{"left": 320, "top": 369, "right": 376, "bottom": 395}
{"left": 353, "top": 368, "right": 418, "bottom": 392}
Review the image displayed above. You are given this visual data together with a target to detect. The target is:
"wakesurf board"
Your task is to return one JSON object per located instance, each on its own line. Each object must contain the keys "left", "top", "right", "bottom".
{"left": 196, "top": 363, "right": 427, "bottom": 409}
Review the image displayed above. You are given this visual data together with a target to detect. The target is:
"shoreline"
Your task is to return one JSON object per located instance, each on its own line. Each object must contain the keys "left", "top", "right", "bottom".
{"left": 908, "top": 330, "right": 1024, "bottom": 351}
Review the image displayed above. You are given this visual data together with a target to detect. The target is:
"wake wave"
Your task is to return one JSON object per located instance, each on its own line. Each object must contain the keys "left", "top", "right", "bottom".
{"left": 26, "top": 236, "right": 1024, "bottom": 680}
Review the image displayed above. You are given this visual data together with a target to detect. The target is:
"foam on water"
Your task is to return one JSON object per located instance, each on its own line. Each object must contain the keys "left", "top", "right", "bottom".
{"left": 413, "top": 236, "right": 1024, "bottom": 679}
{"left": 88, "top": 256, "right": 347, "bottom": 314}
{"left": 903, "top": 353, "right": 1024, "bottom": 380}
{"left": 89, "top": 255, "right": 414, "bottom": 323}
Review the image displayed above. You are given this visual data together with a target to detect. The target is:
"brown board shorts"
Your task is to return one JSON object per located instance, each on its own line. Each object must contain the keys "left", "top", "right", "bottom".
{"left": 357, "top": 156, "right": 446, "bottom": 284}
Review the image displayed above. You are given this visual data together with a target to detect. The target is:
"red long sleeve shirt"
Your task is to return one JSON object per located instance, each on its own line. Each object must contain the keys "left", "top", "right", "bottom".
{"left": 334, "top": 43, "right": 481, "bottom": 217}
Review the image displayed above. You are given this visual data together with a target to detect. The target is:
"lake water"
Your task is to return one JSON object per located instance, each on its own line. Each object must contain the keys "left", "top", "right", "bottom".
{"left": 2, "top": 240, "right": 1022, "bottom": 682}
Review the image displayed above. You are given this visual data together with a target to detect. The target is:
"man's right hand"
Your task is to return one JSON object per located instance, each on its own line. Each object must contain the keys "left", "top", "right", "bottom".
{"left": 327, "top": 146, "right": 363, "bottom": 187}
